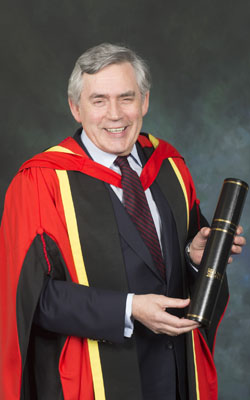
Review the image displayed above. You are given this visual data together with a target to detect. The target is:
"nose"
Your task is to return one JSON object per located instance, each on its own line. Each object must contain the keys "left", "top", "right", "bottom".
{"left": 106, "top": 99, "right": 122, "bottom": 120}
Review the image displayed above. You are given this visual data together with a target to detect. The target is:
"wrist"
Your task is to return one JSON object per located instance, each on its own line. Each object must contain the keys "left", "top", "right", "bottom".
{"left": 185, "top": 241, "right": 199, "bottom": 268}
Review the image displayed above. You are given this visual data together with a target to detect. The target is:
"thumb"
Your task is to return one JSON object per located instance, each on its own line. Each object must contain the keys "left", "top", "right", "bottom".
{"left": 199, "top": 226, "right": 211, "bottom": 239}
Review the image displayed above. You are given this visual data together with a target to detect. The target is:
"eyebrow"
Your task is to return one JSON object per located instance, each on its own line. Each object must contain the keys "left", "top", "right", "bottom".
{"left": 89, "top": 93, "right": 106, "bottom": 100}
{"left": 89, "top": 90, "right": 136, "bottom": 100}
{"left": 119, "top": 91, "right": 136, "bottom": 98}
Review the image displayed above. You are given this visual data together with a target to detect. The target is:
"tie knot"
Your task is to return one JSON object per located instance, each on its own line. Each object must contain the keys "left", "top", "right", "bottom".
{"left": 114, "top": 155, "right": 130, "bottom": 170}
{"left": 114, "top": 155, "right": 128, "bottom": 165}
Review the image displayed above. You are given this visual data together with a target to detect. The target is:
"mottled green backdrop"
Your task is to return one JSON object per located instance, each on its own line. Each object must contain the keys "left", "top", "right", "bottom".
{"left": 1, "top": 0, "right": 250, "bottom": 398}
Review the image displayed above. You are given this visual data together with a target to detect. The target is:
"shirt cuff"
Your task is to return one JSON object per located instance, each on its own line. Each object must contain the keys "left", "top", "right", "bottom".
{"left": 185, "top": 241, "right": 199, "bottom": 272}
{"left": 124, "top": 293, "right": 134, "bottom": 338}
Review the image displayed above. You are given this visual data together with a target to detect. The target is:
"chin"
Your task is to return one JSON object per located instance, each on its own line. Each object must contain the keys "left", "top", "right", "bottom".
{"left": 107, "top": 144, "right": 131, "bottom": 156}
{"left": 112, "top": 149, "right": 128, "bottom": 156}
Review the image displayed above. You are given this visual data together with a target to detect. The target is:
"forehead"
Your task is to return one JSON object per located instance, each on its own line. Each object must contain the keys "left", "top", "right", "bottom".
{"left": 81, "top": 62, "right": 140, "bottom": 95}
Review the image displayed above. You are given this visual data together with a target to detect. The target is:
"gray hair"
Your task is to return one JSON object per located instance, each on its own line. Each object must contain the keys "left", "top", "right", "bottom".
{"left": 68, "top": 43, "right": 151, "bottom": 105}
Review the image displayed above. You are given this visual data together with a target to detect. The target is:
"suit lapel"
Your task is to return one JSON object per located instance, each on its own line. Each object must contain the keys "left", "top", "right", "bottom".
{"left": 154, "top": 158, "right": 189, "bottom": 297}
{"left": 137, "top": 142, "right": 187, "bottom": 293}
{"left": 150, "top": 181, "right": 174, "bottom": 288}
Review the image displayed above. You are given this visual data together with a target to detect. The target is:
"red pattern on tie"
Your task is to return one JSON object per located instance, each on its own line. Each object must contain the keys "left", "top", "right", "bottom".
{"left": 115, "top": 156, "right": 166, "bottom": 280}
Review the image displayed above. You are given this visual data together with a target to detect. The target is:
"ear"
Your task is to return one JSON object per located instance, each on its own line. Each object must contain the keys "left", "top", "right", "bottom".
{"left": 142, "top": 91, "right": 150, "bottom": 117}
{"left": 68, "top": 98, "right": 82, "bottom": 123}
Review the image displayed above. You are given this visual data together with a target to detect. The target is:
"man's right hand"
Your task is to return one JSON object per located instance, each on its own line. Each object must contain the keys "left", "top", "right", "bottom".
{"left": 132, "top": 294, "right": 199, "bottom": 336}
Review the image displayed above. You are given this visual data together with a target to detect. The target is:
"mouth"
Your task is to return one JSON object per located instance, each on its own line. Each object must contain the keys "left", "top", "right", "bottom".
{"left": 105, "top": 127, "right": 127, "bottom": 134}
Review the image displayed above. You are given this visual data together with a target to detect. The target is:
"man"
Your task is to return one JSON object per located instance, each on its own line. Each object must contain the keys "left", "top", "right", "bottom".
{"left": 0, "top": 43, "right": 245, "bottom": 400}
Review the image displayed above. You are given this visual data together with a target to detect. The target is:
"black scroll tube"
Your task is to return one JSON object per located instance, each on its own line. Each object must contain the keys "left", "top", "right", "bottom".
{"left": 187, "top": 178, "right": 248, "bottom": 328}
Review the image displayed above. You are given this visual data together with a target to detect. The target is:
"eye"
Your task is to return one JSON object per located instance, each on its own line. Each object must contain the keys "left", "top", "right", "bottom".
{"left": 93, "top": 99, "right": 105, "bottom": 106}
{"left": 122, "top": 97, "right": 133, "bottom": 103}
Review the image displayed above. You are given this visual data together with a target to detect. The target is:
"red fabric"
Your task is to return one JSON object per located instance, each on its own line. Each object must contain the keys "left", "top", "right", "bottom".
{"left": 59, "top": 337, "right": 93, "bottom": 400}
{"left": 20, "top": 135, "right": 182, "bottom": 191}
{"left": 193, "top": 329, "right": 218, "bottom": 399}
{"left": 0, "top": 166, "right": 93, "bottom": 399}
{"left": 20, "top": 151, "right": 123, "bottom": 188}
{"left": 137, "top": 134, "right": 152, "bottom": 147}
{"left": 140, "top": 138, "right": 182, "bottom": 191}
{"left": 40, "top": 232, "right": 52, "bottom": 273}
{"left": 212, "top": 296, "right": 230, "bottom": 356}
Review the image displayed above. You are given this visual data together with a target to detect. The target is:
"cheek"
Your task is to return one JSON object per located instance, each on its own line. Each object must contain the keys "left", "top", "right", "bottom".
{"left": 129, "top": 110, "right": 143, "bottom": 132}
{"left": 127, "top": 105, "right": 143, "bottom": 121}
{"left": 81, "top": 105, "right": 106, "bottom": 124}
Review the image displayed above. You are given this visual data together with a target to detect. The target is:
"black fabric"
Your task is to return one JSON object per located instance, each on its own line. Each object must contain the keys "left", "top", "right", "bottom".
{"left": 204, "top": 274, "right": 229, "bottom": 352}
{"left": 188, "top": 203, "right": 209, "bottom": 241}
{"left": 73, "top": 127, "right": 85, "bottom": 148}
{"left": 17, "top": 233, "right": 69, "bottom": 399}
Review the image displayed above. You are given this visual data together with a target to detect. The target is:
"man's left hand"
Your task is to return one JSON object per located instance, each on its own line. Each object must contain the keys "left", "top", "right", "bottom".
{"left": 189, "top": 225, "right": 246, "bottom": 265}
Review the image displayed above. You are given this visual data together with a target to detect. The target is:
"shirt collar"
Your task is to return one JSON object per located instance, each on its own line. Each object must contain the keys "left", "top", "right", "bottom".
{"left": 80, "top": 129, "right": 142, "bottom": 169}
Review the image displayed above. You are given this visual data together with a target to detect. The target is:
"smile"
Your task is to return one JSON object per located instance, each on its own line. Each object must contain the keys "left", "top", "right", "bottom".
{"left": 106, "top": 127, "right": 126, "bottom": 133}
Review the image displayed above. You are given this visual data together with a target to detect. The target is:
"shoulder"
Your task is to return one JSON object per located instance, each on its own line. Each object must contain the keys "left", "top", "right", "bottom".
{"left": 138, "top": 133, "right": 198, "bottom": 208}
{"left": 138, "top": 132, "right": 183, "bottom": 159}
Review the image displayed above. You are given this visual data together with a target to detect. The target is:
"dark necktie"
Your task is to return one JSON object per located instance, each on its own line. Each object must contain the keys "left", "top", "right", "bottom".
{"left": 115, "top": 155, "right": 166, "bottom": 280}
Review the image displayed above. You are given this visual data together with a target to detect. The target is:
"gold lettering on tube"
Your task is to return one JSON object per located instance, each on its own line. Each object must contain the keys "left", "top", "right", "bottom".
{"left": 206, "top": 268, "right": 222, "bottom": 281}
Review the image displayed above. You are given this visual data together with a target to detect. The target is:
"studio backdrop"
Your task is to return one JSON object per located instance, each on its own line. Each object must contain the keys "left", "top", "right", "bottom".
{"left": 1, "top": 1, "right": 250, "bottom": 398}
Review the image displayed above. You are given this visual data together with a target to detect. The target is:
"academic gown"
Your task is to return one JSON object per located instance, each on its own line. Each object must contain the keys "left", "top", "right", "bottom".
{"left": 0, "top": 131, "right": 229, "bottom": 400}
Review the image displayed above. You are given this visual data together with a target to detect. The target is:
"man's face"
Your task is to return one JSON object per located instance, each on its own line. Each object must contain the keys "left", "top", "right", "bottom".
{"left": 69, "top": 62, "right": 149, "bottom": 156}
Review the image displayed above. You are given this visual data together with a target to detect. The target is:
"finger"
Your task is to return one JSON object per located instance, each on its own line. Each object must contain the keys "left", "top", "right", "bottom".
{"left": 160, "top": 316, "right": 200, "bottom": 336}
{"left": 233, "top": 235, "right": 246, "bottom": 247}
{"left": 163, "top": 297, "right": 190, "bottom": 309}
{"left": 171, "top": 324, "right": 199, "bottom": 336}
{"left": 236, "top": 225, "right": 243, "bottom": 235}
{"left": 231, "top": 244, "right": 243, "bottom": 255}
{"left": 161, "top": 312, "right": 199, "bottom": 330}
